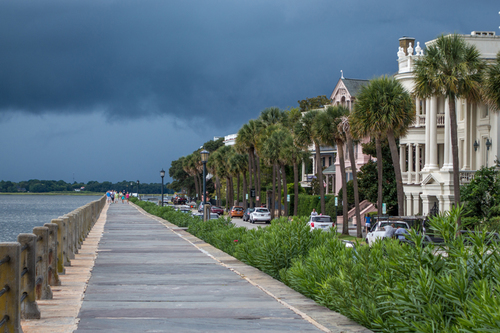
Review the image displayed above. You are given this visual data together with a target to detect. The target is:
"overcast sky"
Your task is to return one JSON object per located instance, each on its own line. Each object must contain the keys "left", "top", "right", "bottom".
{"left": 0, "top": 0, "right": 498, "bottom": 184}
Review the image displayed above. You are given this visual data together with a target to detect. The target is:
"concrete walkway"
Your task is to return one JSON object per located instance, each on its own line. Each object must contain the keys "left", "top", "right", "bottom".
{"left": 27, "top": 202, "right": 372, "bottom": 332}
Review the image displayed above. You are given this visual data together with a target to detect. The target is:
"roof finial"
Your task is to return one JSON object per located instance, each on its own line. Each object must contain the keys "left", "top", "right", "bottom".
{"left": 340, "top": 70, "right": 344, "bottom": 79}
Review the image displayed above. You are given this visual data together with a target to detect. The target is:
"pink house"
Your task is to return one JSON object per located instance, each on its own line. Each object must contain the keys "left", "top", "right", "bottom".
{"left": 328, "top": 76, "right": 372, "bottom": 195}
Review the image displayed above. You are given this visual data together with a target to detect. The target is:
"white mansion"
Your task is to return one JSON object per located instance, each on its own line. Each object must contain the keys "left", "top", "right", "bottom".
{"left": 396, "top": 31, "right": 500, "bottom": 215}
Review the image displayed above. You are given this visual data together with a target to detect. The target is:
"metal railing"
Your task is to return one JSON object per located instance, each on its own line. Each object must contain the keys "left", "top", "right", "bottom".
{"left": 460, "top": 170, "right": 476, "bottom": 184}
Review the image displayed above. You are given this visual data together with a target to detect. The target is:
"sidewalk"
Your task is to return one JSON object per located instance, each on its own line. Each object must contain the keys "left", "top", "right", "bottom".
{"left": 27, "top": 202, "right": 372, "bottom": 332}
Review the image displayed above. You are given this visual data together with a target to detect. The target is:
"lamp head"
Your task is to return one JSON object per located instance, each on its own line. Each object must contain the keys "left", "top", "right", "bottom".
{"left": 160, "top": 169, "right": 165, "bottom": 178}
{"left": 201, "top": 150, "right": 209, "bottom": 162}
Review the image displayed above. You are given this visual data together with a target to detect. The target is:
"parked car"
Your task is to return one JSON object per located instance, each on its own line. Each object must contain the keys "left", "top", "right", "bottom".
{"left": 307, "top": 215, "right": 334, "bottom": 231}
{"left": 249, "top": 208, "right": 271, "bottom": 224}
{"left": 192, "top": 212, "right": 220, "bottom": 220}
{"left": 400, "top": 234, "right": 445, "bottom": 247}
{"left": 186, "top": 201, "right": 197, "bottom": 208}
{"left": 366, "top": 221, "right": 410, "bottom": 246}
{"left": 229, "top": 206, "right": 244, "bottom": 218}
{"left": 211, "top": 206, "right": 224, "bottom": 215}
{"left": 243, "top": 208, "right": 254, "bottom": 222}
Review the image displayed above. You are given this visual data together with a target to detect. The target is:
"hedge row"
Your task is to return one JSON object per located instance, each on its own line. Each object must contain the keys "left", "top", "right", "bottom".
{"left": 132, "top": 198, "right": 500, "bottom": 333}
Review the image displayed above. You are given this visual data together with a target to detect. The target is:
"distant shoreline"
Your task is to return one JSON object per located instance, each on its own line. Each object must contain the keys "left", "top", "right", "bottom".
{"left": 0, "top": 192, "right": 105, "bottom": 196}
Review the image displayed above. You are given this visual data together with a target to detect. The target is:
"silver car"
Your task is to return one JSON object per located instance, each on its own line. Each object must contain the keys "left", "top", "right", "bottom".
{"left": 249, "top": 208, "right": 271, "bottom": 224}
{"left": 307, "top": 215, "right": 334, "bottom": 231}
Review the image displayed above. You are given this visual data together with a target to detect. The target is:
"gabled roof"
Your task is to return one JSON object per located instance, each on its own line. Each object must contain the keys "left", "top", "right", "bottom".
{"left": 341, "top": 78, "right": 369, "bottom": 97}
{"left": 330, "top": 77, "right": 369, "bottom": 101}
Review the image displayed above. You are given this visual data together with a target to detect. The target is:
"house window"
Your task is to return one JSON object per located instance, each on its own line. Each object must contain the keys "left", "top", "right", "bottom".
{"left": 322, "top": 157, "right": 325, "bottom": 167}
{"left": 328, "top": 156, "right": 332, "bottom": 166}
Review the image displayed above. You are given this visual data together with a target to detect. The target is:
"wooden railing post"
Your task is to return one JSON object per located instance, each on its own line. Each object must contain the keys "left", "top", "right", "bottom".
{"left": 52, "top": 219, "right": 66, "bottom": 274}
{"left": 17, "top": 233, "right": 40, "bottom": 319}
{"left": 0, "top": 242, "right": 22, "bottom": 333}
{"left": 43, "top": 223, "right": 61, "bottom": 286}
{"left": 32, "top": 227, "right": 52, "bottom": 300}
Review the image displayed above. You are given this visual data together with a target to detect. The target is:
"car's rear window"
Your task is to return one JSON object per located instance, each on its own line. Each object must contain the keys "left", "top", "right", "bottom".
{"left": 312, "top": 216, "right": 332, "bottom": 222}
{"left": 255, "top": 208, "right": 269, "bottom": 213}
{"left": 380, "top": 222, "right": 408, "bottom": 229}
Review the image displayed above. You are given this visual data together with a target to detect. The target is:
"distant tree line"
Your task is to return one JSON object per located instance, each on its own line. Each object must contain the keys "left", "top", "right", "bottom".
{"left": 0, "top": 179, "right": 174, "bottom": 194}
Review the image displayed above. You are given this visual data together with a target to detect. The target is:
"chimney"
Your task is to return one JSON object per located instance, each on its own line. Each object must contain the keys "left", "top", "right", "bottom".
{"left": 399, "top": 36, "right": 415, "bottom": 56}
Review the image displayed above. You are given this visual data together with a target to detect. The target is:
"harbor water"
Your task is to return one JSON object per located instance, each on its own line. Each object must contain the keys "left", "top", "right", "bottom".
{"left": 0, "top": 194, "right": 102, "bottom": 242}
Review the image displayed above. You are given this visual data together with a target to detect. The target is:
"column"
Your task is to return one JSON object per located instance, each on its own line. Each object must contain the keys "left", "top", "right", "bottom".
{"left": 413, "top": 194, "right": 421, "bottom": 215}
{"left": 428, "top": 96, "right": 439, "bottom": 170}
{"left": 400, "top": 144, "right": 406, "bottom": 172}
{"left": 463, "top": 99, "right": 470, "bottom": 169}
{"left": 408, "top": 143, "right": 413, "bottom": 183}
{"left": 406, "top": 194, "right": 413, "bottom": 216}
{"left": 415, "top": 98, "right": 420, "bottom": 125}
{"left": 415, "top": 144, "right": 421, "bottom": 183}
{"left": 424, "top": 98, "right": 431, "bottom": 170}
{"left": 301, "top": 161, "right": 306, "bottom": 182}
{"left": 442, "top": 97, "right": 452, "bottom": 170}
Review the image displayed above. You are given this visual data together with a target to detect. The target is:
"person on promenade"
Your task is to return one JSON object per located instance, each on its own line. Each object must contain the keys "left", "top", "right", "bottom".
{"left": 106, "top": 191, "right": 111, "bottom": 203}
{"left": 311, "top": 208, "right": 318, "bottom": 217}
{"left": 126, "top": 192, "right": 130, "bottom": 204}
{"left": 121, "top": 191, "right": 125, "bottom": 203}
{"left": 110, "top": 191, "right": 115, "bottom": 204}
{"left": 114, "top": 191, "right": 119, "bottom": 203}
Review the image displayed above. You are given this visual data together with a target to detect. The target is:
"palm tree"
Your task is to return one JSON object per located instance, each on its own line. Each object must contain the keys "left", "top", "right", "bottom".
{"left": 352, "top": 76, "right": 414, "bottom": 216}
{"left": 316, "top": 106, "right": 350, "bottom": 235}
{"left": 340, "top": 116, "right": 363, "bottom": 238}
{"left": 229, "top": 152, "right": 249, "bottom": 208}
{"left": 414, "top": 34, "right": 485, "bottom": 224}
{"left": 261, "top": 125, "right": 288, "bottom": 219}
{"left": 284, "top": 107, "right": 309, "bottom": 216}
{"left": 236, "top": 119, "right": 262, "bottom": 207}
{"left": 295, "top": 110, "right": 326, "bottom": 214}
{"left": 484, "top": 51, "right": 500, "bottom": 111}
{"left": 351, "top": 78, "right": 390, "bottom": 216}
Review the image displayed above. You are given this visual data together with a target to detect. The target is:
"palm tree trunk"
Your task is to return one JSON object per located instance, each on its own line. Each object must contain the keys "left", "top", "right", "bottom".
{"left": 315, "top": 142, "right": 325, "bottom": 214}
{"left": 193, "top": 174, "right": 200, "bottom": 202}
{"left": 277, "top": 162, "right": 282, "bottom": 218}
{"left": 256, "top": 155, "right": 261, "bottom": 206}
{"left": 338, "top": 140, "right": 349, "bottom": 235}
{"left": 347, "top": 135, "right": 362, "bottom": 238}
{"left": 248, "top": 148, "right": 254, "bottom": 208}
{"left": 387, "top": 129, "right": 405, "bottom": 216}
{"left": 237, "top": 174, "right": 241, "bottom": 206}
{"left": 225, "top": 176, "right": 230, "bottom": 210}
{"left": 375, "top": 136, "right": 383, "bottom": 216}
{"left": 243, "top": 171, "right": 248, "bottom": 209}
{"left": 271, "top": 164, "right": 276, "bottom": 220}
{"left": 293, "top": 159, "right": 299, "bottom": 216}
{"left": 217, "top": 176, "right": 221, "bottom": 207}
{"left": 449, "top": 98, "right": 461, "bottom": 227}
{"left": 281, "top": 163, "right": 288, "bottom": 217}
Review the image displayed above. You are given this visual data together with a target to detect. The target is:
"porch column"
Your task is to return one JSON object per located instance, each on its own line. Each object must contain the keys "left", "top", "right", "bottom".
{"left": 442, "top": 97, "right": 452, "bottom": 170}
{"left": 415, "top": 144, "right": 421, "bottom": 183}
{"left": 413, "top": 194, "right": 421, "bottom": 215}
{"left": 462, "top": 99, "right": 470, "bottom": 169}
{"left": 408, "top": 143, "right": 413, "bottom": 183}
{"left": 424, "top": 98, "right": 430, "bottom": 170}
{"left": 406, "top": 193, "right": 413, "bottom": 216}
{"left": 421, "top": 194, "right": 431, "bottom": 216}
{"left": 400, "top": 144, "right": 406, "bottom": 172}
{"left": 428, "top": 96, "right": 439, "bottom": 170}
{"left": 301, "top": 161, "right": 306, "bottom": 181}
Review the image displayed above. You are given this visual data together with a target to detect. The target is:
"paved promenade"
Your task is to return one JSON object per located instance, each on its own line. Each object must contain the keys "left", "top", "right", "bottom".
{"left": 24, "top": 202, "right": 372, "bottom": 332}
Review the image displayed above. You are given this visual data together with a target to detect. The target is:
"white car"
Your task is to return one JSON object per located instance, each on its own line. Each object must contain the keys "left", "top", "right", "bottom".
{"left": 307, "top": 215, "right": 334, "bottom": 231}
{"left": 249, "top": 208, "right": 271, "bottom": 224}
{"left": 366, "top": 221, "right": 410, "bottom": 246}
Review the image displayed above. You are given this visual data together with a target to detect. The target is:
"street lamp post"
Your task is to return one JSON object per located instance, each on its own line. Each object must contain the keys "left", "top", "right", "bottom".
{"left": 160, "top": 169, "right": 165, "bottom": 207}
{"left": 201, "top": 150, "right": 209, "bottom": 221}
{"left": 136, "top": 180, "right": 140, "bottom": 199}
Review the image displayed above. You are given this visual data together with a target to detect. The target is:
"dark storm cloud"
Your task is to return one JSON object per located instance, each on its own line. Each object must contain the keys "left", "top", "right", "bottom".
{"left": 0, "top": 0, "right": 498, "bottom": 126}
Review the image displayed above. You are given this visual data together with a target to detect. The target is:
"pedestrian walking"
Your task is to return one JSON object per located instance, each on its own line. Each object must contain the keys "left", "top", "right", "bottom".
{"left": 126, "top": 192, "right": 130, "bottom": 204}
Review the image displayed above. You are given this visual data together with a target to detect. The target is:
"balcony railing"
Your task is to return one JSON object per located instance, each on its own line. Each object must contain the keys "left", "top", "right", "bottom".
{"left": 460, "top": 171, "right": 476, "bottom": 184}
{"left": 411, "top": 114, "right": 446, "bottom": 127}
